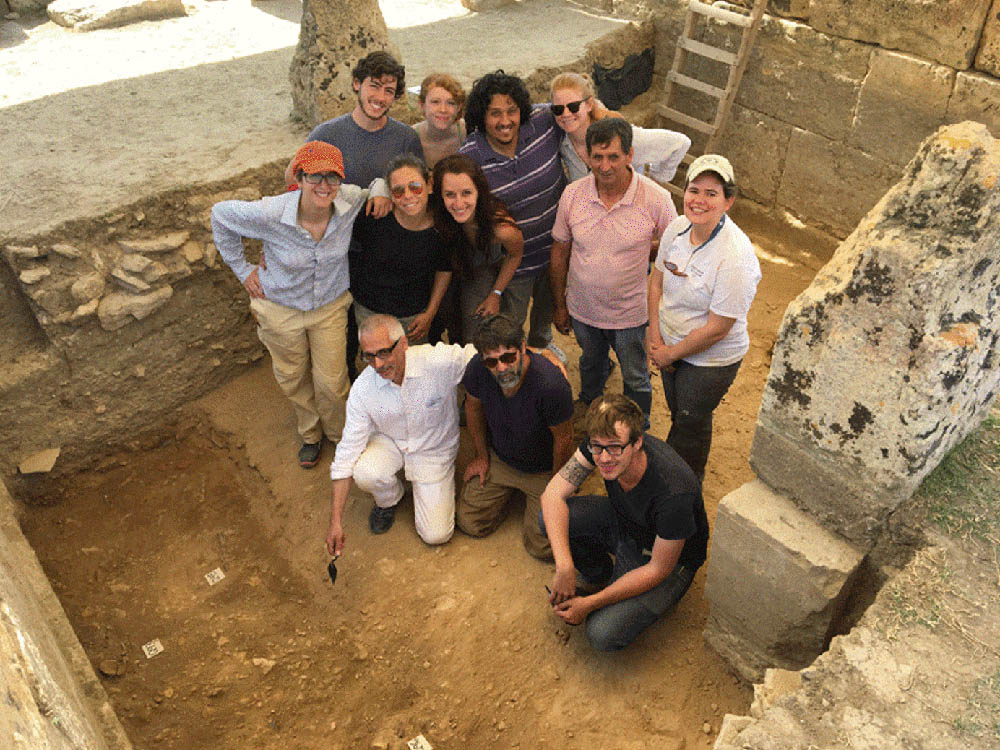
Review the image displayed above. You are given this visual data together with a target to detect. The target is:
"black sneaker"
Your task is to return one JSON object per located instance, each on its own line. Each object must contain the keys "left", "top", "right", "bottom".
{"left": 369, "top": 504, "right": 396, "bottom": 534}
{"left": 298, "top": 442, "right": 322, "bottom": 468}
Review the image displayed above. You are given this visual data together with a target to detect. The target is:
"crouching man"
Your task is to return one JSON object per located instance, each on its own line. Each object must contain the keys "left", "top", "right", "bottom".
{"left": 326, "top": 314, "right": 474, "bottom": 554}
{"left": 540, "top": 394, "right": 708, "bottom": 651}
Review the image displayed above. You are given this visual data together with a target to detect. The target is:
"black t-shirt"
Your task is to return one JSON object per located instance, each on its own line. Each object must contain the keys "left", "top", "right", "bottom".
{"left": 580, "top": 432, "right": 709, "bottom": 570}
{"left": 349, "top": 212, "right": 452, "bottom": 317}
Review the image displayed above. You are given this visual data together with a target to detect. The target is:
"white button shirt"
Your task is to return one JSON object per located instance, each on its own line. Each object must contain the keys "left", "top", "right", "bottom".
{"left": 330, "top": 343, "right": 477, "bottom": 484}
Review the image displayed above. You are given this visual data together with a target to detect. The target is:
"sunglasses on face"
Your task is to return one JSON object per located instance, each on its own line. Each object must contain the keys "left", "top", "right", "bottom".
{"left": 550, "top": 98, "right": 589, "bottom": 116}
{"left": 360, "top": 337, "right": 401, "bottom": 364}
{"left": 482, "top": 351, "right": 519, "bottom": 369}
{"left": 303, "top": 172, "right": 342, "bottom": 186}
{"left": 389, "top": 181, "right": 425, "bottom": 198}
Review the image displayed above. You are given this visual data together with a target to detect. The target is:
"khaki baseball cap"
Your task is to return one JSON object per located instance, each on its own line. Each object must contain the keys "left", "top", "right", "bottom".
{"left": 687, "top": 154, "right": 735, "bottom": 184}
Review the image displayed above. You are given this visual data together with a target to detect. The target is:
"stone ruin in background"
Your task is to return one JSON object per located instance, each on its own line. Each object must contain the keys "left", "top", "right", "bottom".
{"left": 703, "top": 121, "right": 1000, "bottom": 681}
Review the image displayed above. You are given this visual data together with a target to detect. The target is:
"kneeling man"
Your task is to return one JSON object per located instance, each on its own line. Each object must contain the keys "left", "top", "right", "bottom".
{"left": 326, "top": 314, "right": 474, "bottom": 554}
{"left": 541, "top": 394, "right": 708, "bottom": 651}
{"left": 457, "top": 315, "right": 574, "bottom": 558}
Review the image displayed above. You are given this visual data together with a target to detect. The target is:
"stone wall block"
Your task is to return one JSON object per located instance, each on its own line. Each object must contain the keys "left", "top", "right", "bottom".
{"left": 976, "top": 0, "right": 1000, "bottom": 75}
{"left": 704, "top": 480, "right": 864, "bottom": 682}
{"left": 47, "top": 0, "right": 187, "bottom": 31}
{"left": 947, "top": 71, "right": 1000, "bottom": 137}
{"left": 720, "top": 105, "right": 792, "bottom": 205}
{"left": 97, "top": 286, "right": 173, "bottom": 331}
{"left": 810, "top": 0, "right": 991, "bottom": 70}
{"left": 850, "top": 49, "right": 955, "bottom": 166}
{"left": 776, "top": 128, "right": 900, "bottom": 237}
{"left": 737, "top": 18, "right": 871, "bottom": 141}
{"left": 753, "top": 122, "right": 1000, "bottom": 545}
{"left": 71, "top": 273, "right": 106, "bottom": 304}
{"left": 118, "top": 231, "right": 189, "bottom": 254}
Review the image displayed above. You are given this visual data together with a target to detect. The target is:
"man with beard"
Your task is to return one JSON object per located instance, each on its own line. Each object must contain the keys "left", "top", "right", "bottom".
{"left": 456, "top": 315, "right": 574, "bottom": 559}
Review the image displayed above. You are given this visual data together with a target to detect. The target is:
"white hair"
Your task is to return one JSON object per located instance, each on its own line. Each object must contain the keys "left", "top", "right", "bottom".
{"left": 358, "top": 313, "right": 405, "bottom": 342}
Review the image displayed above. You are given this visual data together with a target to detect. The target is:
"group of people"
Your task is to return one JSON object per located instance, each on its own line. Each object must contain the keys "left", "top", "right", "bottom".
{"left": 211, "top": 51, "right": 761, "bottom": 651}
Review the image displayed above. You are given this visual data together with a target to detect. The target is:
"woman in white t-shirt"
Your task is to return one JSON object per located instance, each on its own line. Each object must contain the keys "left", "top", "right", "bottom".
{"left": 646, "top": 154, "right": 762, "bottom": 481}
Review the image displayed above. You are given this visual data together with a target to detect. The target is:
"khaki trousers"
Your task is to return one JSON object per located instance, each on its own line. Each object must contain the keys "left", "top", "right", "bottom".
{"left": 457, "top": 450, "right": 552, "bottom": 559}
{"left": 250, "top": 291, "right": 352, "bottom": 444}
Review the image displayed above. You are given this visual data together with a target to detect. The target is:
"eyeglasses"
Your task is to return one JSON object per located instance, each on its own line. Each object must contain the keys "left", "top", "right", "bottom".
{"left": 588, "top": 441, "right": 631, "bottom": 458}
{"left": 303, "top": 172, "right": 343, "bottom": 186}
{"left": 550, "top": 98, "right": 589, "bottom": 116}
{"left": 360, "top": 337, "right": 401, "bottom": 364}
{"left": 389, "top": 181, "right": 425, "bottom": 198}
{"left": 482, "top": 351, "right": 518, "bottom": 369}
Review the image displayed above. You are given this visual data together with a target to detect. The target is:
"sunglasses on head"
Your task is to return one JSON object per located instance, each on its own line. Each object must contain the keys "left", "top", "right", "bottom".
{"left": 550, "top": 98, "right": 589, "bottom": 116}
{"left": 389, "top": 181, "right": 425, "bottom": 198}
{"left": 483, "top": 351, "right": 519, "bottom": 369}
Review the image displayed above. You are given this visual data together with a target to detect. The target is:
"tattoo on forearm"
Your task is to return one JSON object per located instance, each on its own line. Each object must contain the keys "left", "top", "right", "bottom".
{"left": 558, "top": 456, "right": 590, "bottom": 488}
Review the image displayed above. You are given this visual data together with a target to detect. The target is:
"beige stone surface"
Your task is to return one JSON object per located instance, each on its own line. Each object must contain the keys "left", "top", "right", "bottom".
{"left": 776, "top": 128, "right": 900, "bottom": 237}
{"left": 704, "top": 479, "right": 863, "bottom": 682}
{"left": 810, "top": 0, "right": 992, "bottom": 70}
{"left": 718, "top": 104, "right": 792, "bottom": 205}
{"left": 948, "top": 71, "right": 1000, "bottom": 136}
{"left": 47, "top": 0, "right": 187, "bottom": 31}
{"left": 754, "top": 122, "right": 1000, "bottom": 545}
{"left": 975, "top": 0, "right": 1000, "bottom": 75}
{"left": 850, "top": 49, "right": 954, "bottom": 166}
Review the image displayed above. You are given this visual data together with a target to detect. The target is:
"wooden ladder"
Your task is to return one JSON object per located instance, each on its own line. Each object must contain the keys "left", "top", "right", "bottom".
{"left": 657, "top": 0, "right": 768, "bottom": 196}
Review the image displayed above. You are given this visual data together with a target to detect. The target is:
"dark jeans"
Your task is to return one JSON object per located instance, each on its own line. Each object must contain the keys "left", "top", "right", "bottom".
{"left": 660, "top": 358, "right": 741, "bottom": 482}
{"left": 570, "top": 319, "right": 652, "bottom": 428}
{"left": 540, "top": 495, "right": 696, "bottom": 652}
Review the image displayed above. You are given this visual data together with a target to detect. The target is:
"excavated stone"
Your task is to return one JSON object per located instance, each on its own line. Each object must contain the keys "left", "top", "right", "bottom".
{"left": 704, "top": 480, "right": 863, "bottom": 682}
{"left": 5, "top": 244, "right": 45, "bottom": 262}
{"left": 947, "top": 71, "right": 1000, "bottom": 139}
{"left": 738, "top": 17, "right": 871, "bottom": 142}
{"left": 289, "top": 0, "right": 395, "bottom": 125}
{"left": 752, "top": 122, "right": 1000, "bottom": 546}
{"left": 110, "top": 268, "right": 150, "bottom": 294}
{"left": 810, "top": 0, "right": 991, "bottom": 70}
{"left": 70, "top": 273, "right": 106, "bottom": 304}
{"left": 118, "top": 231, "right": 189, "bottom": 254}
{"left": 777, "top": 128, "right": 900, "bottom": 238}
{"left": 976, "top": 0, "right": 1000, "bottom": 76}
{"left": 719, "top": 104, "right": 791, "bottom": 206}
{"left": 17, "top": 448, "right": 61, "bottom": 474}
{"left": 97, "top": 286, "right": 173, "bottom": 331}
{"left": 71, "top": 299, "right": 99, "bottom": 322}
{"left": 48, "top": 0, "right": 186, "bottom": 31}
{"left": 119, "top": 254, "right": 152, "bottom": 275}
{"left": 140, "top": 260, "right": 170, "bottom": 283}
{"left": 850, "top": 50, "right": 954, "bottom": 167}
{"left": 181, "top": 240, "right": 203, "bottom": 264}
{"left": 51, "top": 243, "right": 82, "bottom": 260}
{"left": 19, "top": 267, "right": 51, "bottom": 285}
{"left": 767, "top": 0, "right": 809, "bottom": 19}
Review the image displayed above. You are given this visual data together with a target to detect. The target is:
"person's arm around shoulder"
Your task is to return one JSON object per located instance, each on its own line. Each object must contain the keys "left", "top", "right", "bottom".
{"left": 542, "top": 449, "right": 594, "bottom": 604}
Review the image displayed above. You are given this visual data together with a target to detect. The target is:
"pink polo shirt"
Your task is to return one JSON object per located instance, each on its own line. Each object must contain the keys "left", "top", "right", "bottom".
{"left": 552, "top": 170, "right": 676, "bottom": 329}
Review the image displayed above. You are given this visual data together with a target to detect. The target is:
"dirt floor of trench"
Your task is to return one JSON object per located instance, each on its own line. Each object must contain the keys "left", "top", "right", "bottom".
{"left": 17, "top": 230, "right": 819, "bottom": 750}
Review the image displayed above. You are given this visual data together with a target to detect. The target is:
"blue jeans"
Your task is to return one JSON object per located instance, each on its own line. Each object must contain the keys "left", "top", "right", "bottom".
{"left": 505, "top": 272, "right": 554, "bottom": 348}
{"left": 539, "top": 496, "right": 696, "bottom": 652}
{"left": 571, "top": 319, "right": 651, "bottom": 427}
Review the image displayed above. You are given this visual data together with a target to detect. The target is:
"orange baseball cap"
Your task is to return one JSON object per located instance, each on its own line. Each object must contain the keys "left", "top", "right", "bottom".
{"left": 291, "top": 141, "right": 345, "bottom": 179}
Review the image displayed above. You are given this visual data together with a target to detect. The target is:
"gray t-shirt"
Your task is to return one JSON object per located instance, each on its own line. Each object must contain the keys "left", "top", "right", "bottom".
{"left": 307, "top": 114, "right": 425, "bottom": 185}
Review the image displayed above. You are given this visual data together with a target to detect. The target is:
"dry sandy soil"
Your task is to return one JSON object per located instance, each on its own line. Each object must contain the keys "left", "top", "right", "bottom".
{"left": 4, "top": 2, "right": 826, "bottom": 748}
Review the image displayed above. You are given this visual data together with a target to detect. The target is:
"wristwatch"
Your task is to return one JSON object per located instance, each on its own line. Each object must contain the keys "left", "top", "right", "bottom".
{"left": 492, "top": 289, "right": 503, "bottom": 297}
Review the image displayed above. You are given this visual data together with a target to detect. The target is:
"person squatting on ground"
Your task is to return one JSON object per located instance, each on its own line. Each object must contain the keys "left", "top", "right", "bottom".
{"left": 459, "top": 70, "right": 565, "bottom": 350}
{"left": 540, "top": 394, "right": 709, "bottom": 652}
{"left": 457, "top": 315, "right": 575, "bottom": 559}
{"left": 326, "top": 315, "right": 476, "bottom": 553}
{"left": 430, "top": 154, "right": 523, "bottom": 343}
{"left": 647, "top": 154, "right": 761, "bottom": 482}
{"left": 212, "top": 141, "right": 380, "bottom": 469}
{"left": 349, "top": 154, "right": 452, "bottom": 345}
{"left": 549, "top": 117, "right": 676, "bottom": 429}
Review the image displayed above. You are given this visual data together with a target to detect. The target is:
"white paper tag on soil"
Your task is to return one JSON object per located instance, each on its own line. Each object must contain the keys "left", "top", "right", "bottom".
{"left": 142, "top": 639, "right": 164, "bottom": 659}
{"left": 204, "top": 567, "right": 226, "bottom": 585}
{"left": 407, "top": 736, "right": 433, "bottom": 750}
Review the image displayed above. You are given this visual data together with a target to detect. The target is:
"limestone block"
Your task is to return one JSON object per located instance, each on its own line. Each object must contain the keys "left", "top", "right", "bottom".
{"left": 810, "top": 0, "right": 991, "bottom": 70}
{"left": 47, "top": 0, "right": 186, "bottom": 31}
{"left": 110, "top": 268, "right": 150, "bottom": 294}
{"left": 718, "top": 105, "right": 792, "bottom": 205}
{"left": 119, "top": 254, "right": 152, "bottom": 275}
{"left": 140, "top": 260, "right": 170, "bottom": 283}
{"left": 704, "top": 480, "right": 863, "bottom": 682}
{"left": 70, "top": 273, "right": 106, "bottom": 304}
{"left": 776, "top": 128, "right": 900, "bottom": 237}
{"left": 203, "top": 241, "right": 218, "bottom": 267}
{"left": 5, "top": 244, "right": 45, "bottom": 262}
{"left": 850, "top": 50, "right": 954, "bottom": 166}
{"left": 289, "top": 0, "right": 395, "bottom": 125}
{"left": 181, "top": 240, "right": 203, "bottom": 264}
{"left": 51, "top": 243, "right": 82, "bottom": 259}
{"left": 767, "top": 0, "right": 808, "bottom": 19}
{"left": 18, "top": 448, "right": 60, "bottom": 474}
{"left": 976, "top": 0, "right": 1000, "bottom": 75}
{"left": 118, "top": 231, "right": 189, "bottom": 254}
{"left": 19, "top": 267, "right": 51, "bottom": 285}
{"left": 753, "top": 122, "right": 1000, "bottom": 546}
{"left": 947, "top": 71, "right": 1000, "bottom": 138}
{"left": 737, "top": 17, "right": 870, "bottom": 141}
{"left": 97, "top": 286, "right": 173, "bottom": 331}
{"left": 71, "top": 298, "right": 99, "bottom": 323}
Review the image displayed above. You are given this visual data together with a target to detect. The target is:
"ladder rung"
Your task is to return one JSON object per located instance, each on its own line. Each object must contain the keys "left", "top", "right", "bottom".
{"left": 688, "top": 0, "right": 752, "bottom": 27}
{"left": 681, "top": 153, "right": 695, "bottom": 166}
{"left": 678, "top": 36, "right": 738, "bottom": 65}
{"left": 657, "top": 105, "right": 717, "bottom": 135}
{"left": 668, "top": 71, "right": 726, "bottom": 99}
{"left": 665, "top": 182, "right": 684, "bottom": 197}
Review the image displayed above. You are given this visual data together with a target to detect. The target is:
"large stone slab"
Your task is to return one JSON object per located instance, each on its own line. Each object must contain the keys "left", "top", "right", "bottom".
{"left": 776, "top": 128, "right": 900, "bottom": 237}
{"left": 719, "top": 105, "right": 792, "bottom": 206}
{"left": 850, "top": 49, "right": 954, "bottom": 166}
{"left": 738, "top": 17, "right": 871, "bottom": 142}
{"left": 810, "top": 0, "right": 992, "bottom": 70}
{"left": 753, "top": 122, "right": 1000, "bottom": 546}
{"left": 947, "top": 71, "right": 1000, "bottom": 137}
{"left": 704, "top": 480, "right": 864, "bottom": 682}
{"left": 47, "top": 0, "right": 186, "bottom": 31}
{"left": 975, "top": 0, "right": 1000, "bottom": 76}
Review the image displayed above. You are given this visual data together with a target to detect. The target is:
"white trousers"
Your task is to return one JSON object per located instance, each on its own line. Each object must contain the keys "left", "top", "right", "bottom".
{"left": 352, "top": 434, "right": 455, "bottom": 545}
